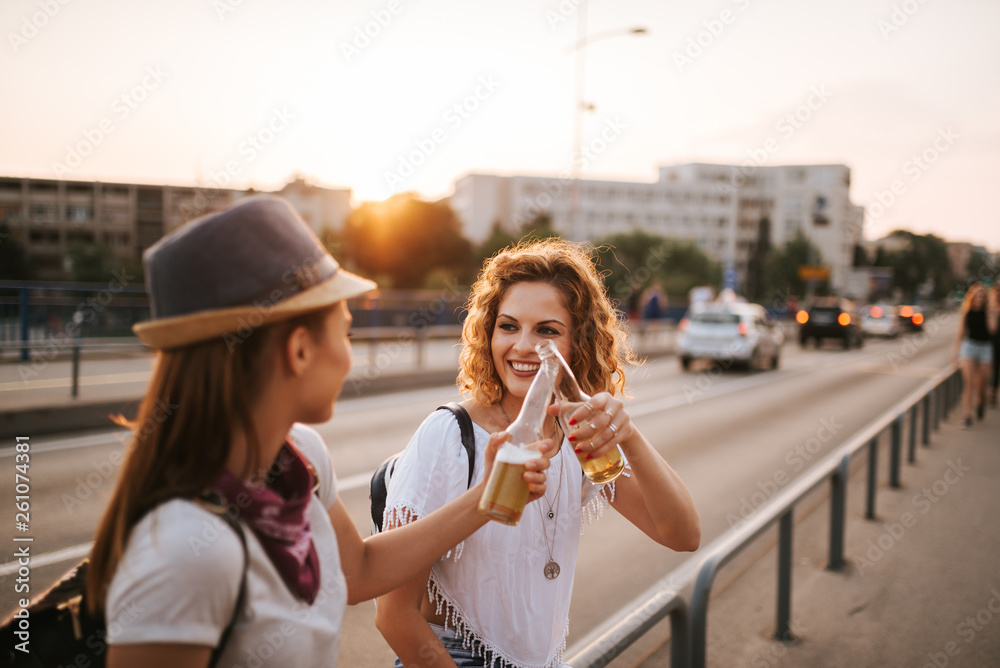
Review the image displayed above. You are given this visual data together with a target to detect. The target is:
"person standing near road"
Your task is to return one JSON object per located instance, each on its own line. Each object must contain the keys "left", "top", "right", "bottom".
{"left": 375, "top": 238, "right": 700, "bottom": 667}
{"left": 85, "top": 197, "right": 550, "bottom": 668}
{"left": 991, "top": 282, "right": 1000, "bottom": 409}
{"left": 953, "top": 282, "right": 999, "bottom": 428}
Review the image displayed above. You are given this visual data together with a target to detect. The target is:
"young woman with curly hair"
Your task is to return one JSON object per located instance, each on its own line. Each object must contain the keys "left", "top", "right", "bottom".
{"left": 376, "top": 238, "right": 700, "bottom": 668}
{"left": 953, "top": 282, "right": 999, "bottom": 427}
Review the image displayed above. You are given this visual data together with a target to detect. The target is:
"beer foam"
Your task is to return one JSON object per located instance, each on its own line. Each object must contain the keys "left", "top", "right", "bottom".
{"left": 495, "top": 442, "right": 539, "bottom": 465}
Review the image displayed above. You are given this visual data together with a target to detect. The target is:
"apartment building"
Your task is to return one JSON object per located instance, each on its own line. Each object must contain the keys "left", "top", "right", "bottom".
{"left": 451, "top": 163, "right": 864, "bottom": 294}
{"left": 0, "top": 176, "right": 350, "bottom": 281}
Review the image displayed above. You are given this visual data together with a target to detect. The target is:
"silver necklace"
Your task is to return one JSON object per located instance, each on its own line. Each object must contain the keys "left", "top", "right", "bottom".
{"left": 498, "top": 397, "right": 563, "bottom": 580}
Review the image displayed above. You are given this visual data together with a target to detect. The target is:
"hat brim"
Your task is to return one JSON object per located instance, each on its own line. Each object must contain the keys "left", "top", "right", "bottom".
{"left": 133, "top": 269, "right": 377, "bottom": 349}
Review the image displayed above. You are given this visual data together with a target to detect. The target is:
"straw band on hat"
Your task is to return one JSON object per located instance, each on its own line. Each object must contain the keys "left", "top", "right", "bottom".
{"left": 133, "top": 195, "right": 376, "bottom": 349}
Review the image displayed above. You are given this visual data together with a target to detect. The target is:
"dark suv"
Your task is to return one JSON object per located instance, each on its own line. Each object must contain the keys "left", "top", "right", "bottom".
{"left": 796, "top": 297, "right": 864, "bottom": 349}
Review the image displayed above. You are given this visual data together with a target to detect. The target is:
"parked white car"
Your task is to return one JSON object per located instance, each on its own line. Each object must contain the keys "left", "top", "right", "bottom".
{"left": 677, "top": 303, "right": 785, "bottom": 371}
{"left": 861, "top": 305, "right": 900, "bottom": 338}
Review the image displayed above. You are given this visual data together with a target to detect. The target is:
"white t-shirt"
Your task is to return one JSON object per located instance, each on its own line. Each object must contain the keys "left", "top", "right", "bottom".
{"left": 383, "top": 409, "right": 616, "bottom": 668}
{"left": 106, "top": 424, "right": 347, "bottom": 667}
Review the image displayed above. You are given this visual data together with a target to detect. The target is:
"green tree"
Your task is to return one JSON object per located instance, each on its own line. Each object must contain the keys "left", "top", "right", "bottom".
{"left": 341, "top": 194, "right": 473, "bottom": 288}
{"left": 879, "top": 230, "right": 954, "bottom": 300}
{"left": 594, "top": 230, "right": 722, "bottom": 310}
{"left": 476, "top": 220, "right": 520, "bottom": 263}
{"left": 67, "top": 242, "right": 116, "bottom": 282}
{"left": 0, "top": 225, "right": 30, "bottom": 280}
{"left": 764, "top": 230, "right": 825, "bottom": 298}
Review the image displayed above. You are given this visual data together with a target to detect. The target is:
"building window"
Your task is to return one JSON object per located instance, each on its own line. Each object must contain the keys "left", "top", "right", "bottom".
{"left": 0, "top": 205, "right": 23, "bottom": 223}
{"left": 66, "top": 230, "right": 95, "bottom": 244}
{"left": 29, "top": 229, "right": 60, "bottom": 244}
{"left": 29, "top": 204, "right": 59, "bottom": 222}
{"left": 67, "top": 206, "right": 93, "bottom": 223}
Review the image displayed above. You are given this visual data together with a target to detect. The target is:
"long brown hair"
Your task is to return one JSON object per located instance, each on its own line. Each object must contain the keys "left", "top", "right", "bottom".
{"left": 86, "top": 309, "right": 329, "bottom": 613}
{"left": 458, "top": 238, "right": 633, "bottom": 405}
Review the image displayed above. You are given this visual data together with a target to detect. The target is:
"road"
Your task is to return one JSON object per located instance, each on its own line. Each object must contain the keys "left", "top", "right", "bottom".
{"left": 0, "top": 314, "right": 957, "bottom": 665}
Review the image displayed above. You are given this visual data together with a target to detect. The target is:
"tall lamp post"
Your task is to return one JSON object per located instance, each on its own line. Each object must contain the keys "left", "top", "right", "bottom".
{"left": 568, "top": 3, "right": 647, "bottom": 239}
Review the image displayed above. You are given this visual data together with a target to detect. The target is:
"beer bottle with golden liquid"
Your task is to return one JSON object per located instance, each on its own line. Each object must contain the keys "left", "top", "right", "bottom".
{"left": 477, "top": 347, "right": 559, "bottom": 525}
{"left": 537, "top": 339, "right": 626, "bottom": 484}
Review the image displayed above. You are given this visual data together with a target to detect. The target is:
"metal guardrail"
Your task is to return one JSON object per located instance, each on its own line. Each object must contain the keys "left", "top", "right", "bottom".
{"left": 565, "top": 364, "right": 962, "bottom": 668}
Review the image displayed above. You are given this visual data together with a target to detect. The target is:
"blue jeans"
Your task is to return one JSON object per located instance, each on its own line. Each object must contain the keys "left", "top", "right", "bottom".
{"left": 393, "top": 623, "right": 486, "bottom": 667}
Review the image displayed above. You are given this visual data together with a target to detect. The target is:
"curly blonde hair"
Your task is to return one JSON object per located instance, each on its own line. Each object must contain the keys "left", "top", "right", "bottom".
{"left": 458, "top": 238, "right": 634, "bottom": 404}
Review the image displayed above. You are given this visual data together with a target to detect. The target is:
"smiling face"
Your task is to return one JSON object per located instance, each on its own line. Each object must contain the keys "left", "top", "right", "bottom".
{"left": 491, "top": 281, "right": 573, "bottom": 401}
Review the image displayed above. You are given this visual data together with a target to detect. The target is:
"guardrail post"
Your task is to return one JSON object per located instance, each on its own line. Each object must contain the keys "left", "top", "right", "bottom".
{"left": 908, "top": 406, "right": 918, "bottom": 463}
{"left": 776, "top": 510, "right": 794, "bottom": 642}
{"left": 827, "top": 456, "right": 849, "bottom": 571}
{"left": 19, "top": 286, "right": 29, "bottom": 362}
{"left": 416, "top": 326, "right": 427, "bottom": 369}
{"left": 931, "top": 385, "right": 944, "bottom": 431}
{"left": 889, "top": 415, "right": 903, "bottom": 488}
{"left": 922, "top": 395, "right": 931, "bottom": 446}
{"left": 690, "top": 562, "right": 717, "bottom": 668}
{"left": 866, "top": 436, "right": 878, "bottom": 520}
{"left": 71, "top": 345, "right": 80, "bottom": 398}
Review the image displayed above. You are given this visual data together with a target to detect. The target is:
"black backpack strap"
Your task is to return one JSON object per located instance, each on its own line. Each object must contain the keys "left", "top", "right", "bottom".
{"left": 437, "top": 403, "right": 477, "bottom": 488}
{"left": 197, "top": 493, "right": 250, "bottom": 668}
{"left": 369, "top": 454, "right": 397, "bottom": 533}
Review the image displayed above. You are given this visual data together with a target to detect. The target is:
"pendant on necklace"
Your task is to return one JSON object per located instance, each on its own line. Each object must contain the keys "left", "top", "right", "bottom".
{"left": 544, "top": 560, "right": 561, "bottom": 580}
{"left": 547, "top": 510, "right": 554, "bottom": 520}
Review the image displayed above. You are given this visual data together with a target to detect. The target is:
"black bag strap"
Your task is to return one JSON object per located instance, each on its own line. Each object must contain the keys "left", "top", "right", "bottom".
{"left": 197, "top": 493, "right": 249, "bottom": 668}
{"left": 436, "top": 402, "right": 477, "bottom": 488}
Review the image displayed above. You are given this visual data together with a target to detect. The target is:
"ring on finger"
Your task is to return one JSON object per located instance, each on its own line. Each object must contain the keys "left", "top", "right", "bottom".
{"left": 608, "top": 423, "right": 618, "bottom": 435}
{"left": 604, "top": 408, "right": 614, "bottom": 418}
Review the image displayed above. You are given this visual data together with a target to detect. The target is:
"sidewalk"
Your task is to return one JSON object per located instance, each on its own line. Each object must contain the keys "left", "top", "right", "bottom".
{"left": 640, "top": 403, "right": 999, "bottom": 667}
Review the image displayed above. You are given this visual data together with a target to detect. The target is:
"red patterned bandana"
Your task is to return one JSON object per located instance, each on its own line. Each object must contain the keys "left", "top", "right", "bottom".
{"left": 213, "top": 443, "right": 321, "bottom": 603}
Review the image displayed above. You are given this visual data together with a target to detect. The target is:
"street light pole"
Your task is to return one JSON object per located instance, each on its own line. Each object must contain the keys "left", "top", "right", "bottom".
{"left": 568, "top": 6, "right": 646, "bottom": 240}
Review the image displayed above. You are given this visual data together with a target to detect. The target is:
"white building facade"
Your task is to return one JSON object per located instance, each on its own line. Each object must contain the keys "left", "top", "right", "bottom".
{"left": 451, "top": 163, "right": 864, "bottom": 295}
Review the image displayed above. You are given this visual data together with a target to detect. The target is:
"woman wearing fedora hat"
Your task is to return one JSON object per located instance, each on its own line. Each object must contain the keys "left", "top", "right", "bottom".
{"left": 85, "top": 196, "right": 550, "bottom": 668}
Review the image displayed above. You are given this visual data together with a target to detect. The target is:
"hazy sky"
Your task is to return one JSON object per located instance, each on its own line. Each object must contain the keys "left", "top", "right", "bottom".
{"left": 2, "top": 0, "right": 998, "bottom": 249}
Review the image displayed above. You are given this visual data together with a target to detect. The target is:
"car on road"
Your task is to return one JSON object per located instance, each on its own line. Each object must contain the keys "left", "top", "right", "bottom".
{"left": 677, "top": 303, "right": 784, "bottom": 371}
{"left": 861, "top": 304, "right": 900, "bottom": 338}
{"left": 897, "top": 305, "right": 925, "bottom": 332}
{"left": 796, "top": 297, "right": 864, "bottom": 349}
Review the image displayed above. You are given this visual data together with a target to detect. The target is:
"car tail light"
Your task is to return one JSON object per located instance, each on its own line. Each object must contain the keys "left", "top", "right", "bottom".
{"left": 912, "top": 313, "right": 924, "bottom": 325}
{"left": 679, "top": 318, "right": 689, "bottom": 332}
{"left": 900, "top": 306, "right": 914, "bottom": 317}
{"left": 796, "top": 310, "right": 809, "bottom": 324}
{"left": 870, "top": 306, "right": 883, "bottom": 318}
{"left": 738, "top": 321, "right": 749, "bottom": 336}
{"left": 838, "top": 313, "right": 851, "bottom": 326}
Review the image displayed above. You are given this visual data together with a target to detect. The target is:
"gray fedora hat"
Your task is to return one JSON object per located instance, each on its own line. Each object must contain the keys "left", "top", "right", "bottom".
{"left": 133, "top": 195, "right": 376, "bottom": 349}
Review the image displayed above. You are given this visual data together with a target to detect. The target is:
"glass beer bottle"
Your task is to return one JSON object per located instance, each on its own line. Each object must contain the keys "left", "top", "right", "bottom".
{"left": 477, "top": 349, "right": 559, "bottom": 525}
{"left": 538, "top": 340, "right": 626, "bottom": 484}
